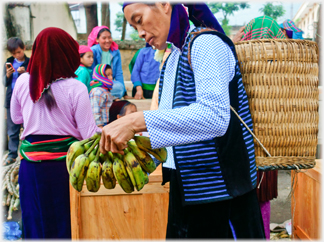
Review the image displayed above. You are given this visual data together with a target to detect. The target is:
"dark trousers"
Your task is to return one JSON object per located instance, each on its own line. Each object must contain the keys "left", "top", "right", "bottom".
{"left": 132, "top": 87, "right": 154, "bottom": 99}
{"left": 6, "top": 107, "right": 20, "bottom": 159}
{"left": 165, "top": 168, "right": 265, "bottom": 239}
{"left": 19, "top": 135, "right": 71, "bottom": 239}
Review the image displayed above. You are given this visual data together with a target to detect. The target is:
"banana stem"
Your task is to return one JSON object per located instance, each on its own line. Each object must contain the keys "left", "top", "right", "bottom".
{"left": 124, "top": 148, "right": 130, "bottom": 154}
{"left": 80, "top": 133, "right": 100, "bottom": 146}
{"left": 85, "top": 137, "right": 100, "bottom": 156}
{"left": 95, "top": 145, "right": 101, "bottom": 161}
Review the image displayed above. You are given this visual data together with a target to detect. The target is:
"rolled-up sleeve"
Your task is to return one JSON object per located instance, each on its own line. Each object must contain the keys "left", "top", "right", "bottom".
{"left": 143, "top": 35, "right": 236, "bottom": 149}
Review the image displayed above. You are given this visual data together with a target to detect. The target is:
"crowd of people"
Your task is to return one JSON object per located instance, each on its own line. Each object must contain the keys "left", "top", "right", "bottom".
{"left": 3, "top": 2, "right": 305, "bottom": 240}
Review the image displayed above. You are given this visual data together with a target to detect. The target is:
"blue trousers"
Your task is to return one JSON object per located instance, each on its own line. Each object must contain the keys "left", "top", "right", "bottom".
{"left": 6, "top": 107, "right": 20, "bottom": 159}
{"left": 110, "top": 81, "right": 126, "bottom": 99}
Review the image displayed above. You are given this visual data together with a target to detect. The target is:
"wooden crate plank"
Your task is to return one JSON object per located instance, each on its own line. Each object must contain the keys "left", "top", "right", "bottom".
{"left": 291, "top": 161, "right": 321, "bottom": 240}
{"left": 143, "top": 193, "right": 169, "bottom": 239}
{"left": 81, "top": 181, "right": 169, "bottom": 197}
{"left": 69, "top": 183, "right": 82, "bottom": 240}
{"left": 294, "top": 225, "right": 311, "bottom": 240}
{"left": 80, "top": 195, "right": 144, "bottom": 239}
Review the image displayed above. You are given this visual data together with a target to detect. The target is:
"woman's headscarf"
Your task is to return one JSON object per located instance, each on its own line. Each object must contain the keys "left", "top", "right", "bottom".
{"left": 241, "top": 16, "right": 287, "bottom": 41}
{"left": 280, "top": 19, "right": 304, "bottom": 39}
{"left": 109, "top": 100, "right": 131, "bottom": 123}
{"left": 90, "top": 64, "right": 114, "bottom": 90}
{"left": 27, "top": 27, "right": 80, "bottom": 103}
{"left": 88, "top": 26, "right": 119, "bottom": 51}
{"left": 122, "top": 3, "right": 224, "bottom": 50}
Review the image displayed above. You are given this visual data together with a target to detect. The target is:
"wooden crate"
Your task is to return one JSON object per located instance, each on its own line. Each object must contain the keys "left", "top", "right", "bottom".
{"left": 291, "top": 159, "right": 321, "bottom": 240}
{"left": 70, "top": 165, "right": 169, "bottom": 240}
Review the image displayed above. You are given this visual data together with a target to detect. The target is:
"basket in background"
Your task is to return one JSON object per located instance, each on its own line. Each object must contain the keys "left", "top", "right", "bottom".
{"left": 235, "top": 39, "right": 319, "bottom": 171}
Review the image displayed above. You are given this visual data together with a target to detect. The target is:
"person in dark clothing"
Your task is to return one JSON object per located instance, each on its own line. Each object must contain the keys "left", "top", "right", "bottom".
{"left": 3, "top": 37, "right": 30, "bottom": 166}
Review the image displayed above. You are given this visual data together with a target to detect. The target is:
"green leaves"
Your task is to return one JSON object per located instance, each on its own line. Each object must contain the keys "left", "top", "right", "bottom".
{"left": 259, "top": 3, "right": 286, "bottom": 21}
{"left": 207, "top": 2, "right": 250, "bottom": 36}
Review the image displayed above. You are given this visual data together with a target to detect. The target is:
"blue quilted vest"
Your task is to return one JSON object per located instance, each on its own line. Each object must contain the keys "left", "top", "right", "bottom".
{"left": 159, "top": 27, "right": 258, "bottom": 205}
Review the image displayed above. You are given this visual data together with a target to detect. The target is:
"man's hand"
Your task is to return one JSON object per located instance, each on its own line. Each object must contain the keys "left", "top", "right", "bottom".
{"left": 6, "top": 67, "right": 14, "bottom": 78}
{"left": 123, "top": 95, "right": 133, "bottom": 100}
{"left": 134, "top": 86, "right": 145, "bottom": 99}
{"left": 232, "top": 26, "right": 245, "bottom": 43}
{"left": 17, "top": 66, "right": 25, "bottom": 74}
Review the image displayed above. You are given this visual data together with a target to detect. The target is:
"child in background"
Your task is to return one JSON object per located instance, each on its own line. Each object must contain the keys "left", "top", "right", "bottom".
{"left": 75, "top": 45, "right": 94, "bottom": 93}
{"left": 3, "top": 37, "right": 30, "bottom": 166}
{"left": 108, "top": 100, "right": 144, "bottom": 136}
{"left": 108, "top": 100, "right": 137, "bottom": 123}
{"left": 89, "top": 64, "right": 114, "bottom": 129}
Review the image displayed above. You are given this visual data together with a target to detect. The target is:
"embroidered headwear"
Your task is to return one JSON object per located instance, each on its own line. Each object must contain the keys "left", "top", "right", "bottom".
{"left": 280, "top": 19, "right": 303, "bottom": 39}
{"left": 27, "top": 27, "right": 80, "bottom": 103}
{"left": 122, "top": 3, "right": 224, "bottom": 50}
{"left": 241, "top": 16, "right": 288, "bottom": 41}
{"left": 90, "top": 64, "right": 113, "bottom": 90}
{"left": 88, "top": 26, "right": 119, "bottom": 51}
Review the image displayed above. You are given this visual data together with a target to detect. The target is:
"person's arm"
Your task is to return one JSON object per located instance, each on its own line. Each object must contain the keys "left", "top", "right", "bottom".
{"left": 232, "top": 26, "right": 245, "bottom": 43}
{"left": 4, "top": 64, "right": 14, "bottom": 87}
{"left": 131, "top": 50, "right": 145, "bottom": 99}
{"left": 74, "top": 85, "right": 101, "bottom": 140}
{"left": 113, "top": 50, "right": 126, "bottom": 94}
{"left": 143, "top": 34, "right": 235, "bottom": 149}
{"left": 100, "top": 35, "right": 235, "bottom": 154}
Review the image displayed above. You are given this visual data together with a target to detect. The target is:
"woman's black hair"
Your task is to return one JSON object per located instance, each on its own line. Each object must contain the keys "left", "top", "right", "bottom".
{"left": 80, "top": 53, "right": 85, "bottom": 58}
{"left": 43, "top": 87, "right": 57, "bottom": 111}
{"left": 105, "top": 64, "right": 112, "bottom": 71}
{"left": 97, "top": 28, "right": 111, "bottom": 39}
{"left": 7, "top": 37, "right": 25, "bottom": 53}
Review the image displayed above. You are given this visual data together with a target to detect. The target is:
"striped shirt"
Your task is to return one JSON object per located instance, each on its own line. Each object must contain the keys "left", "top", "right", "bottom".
{"left": 89, "top": 87, "right": 113, "bottom": 126}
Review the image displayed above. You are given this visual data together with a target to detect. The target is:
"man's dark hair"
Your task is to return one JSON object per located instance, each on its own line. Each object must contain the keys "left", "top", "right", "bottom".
{"left": 7, "top": 37, "right": 25, "bottom": 53}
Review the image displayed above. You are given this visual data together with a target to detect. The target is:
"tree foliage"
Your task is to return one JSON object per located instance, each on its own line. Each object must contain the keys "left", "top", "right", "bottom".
{"left": 207, "top": 2, "right": 249, "bottom": 36}
{"left": 115, "top": 12, "right": 124, "bottom": 32}
{"left": 259, "top": 3, "right": 285, "bottom": 21}
{"left": 130, "top": 30, "right": 141, "bottom": 41}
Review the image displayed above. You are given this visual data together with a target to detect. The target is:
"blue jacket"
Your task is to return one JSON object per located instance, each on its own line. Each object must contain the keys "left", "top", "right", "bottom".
{"left": 131, "top": 47, "right": 160, "bottom": 88}
{"left": 90, "top": 44, "right": 126, "bottom": 96}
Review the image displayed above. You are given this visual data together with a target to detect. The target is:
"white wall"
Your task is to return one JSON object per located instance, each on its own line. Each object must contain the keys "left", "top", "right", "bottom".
{"left": 8, "top": 6, "right": 31, "bottom": 42}
{"left": 30, "top": 3, "right": 77, "bottom": 40}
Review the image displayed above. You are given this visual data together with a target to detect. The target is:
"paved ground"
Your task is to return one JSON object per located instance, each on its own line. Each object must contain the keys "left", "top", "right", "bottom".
{"left": 270, "top": 170, "right": 292, "bottom": 224}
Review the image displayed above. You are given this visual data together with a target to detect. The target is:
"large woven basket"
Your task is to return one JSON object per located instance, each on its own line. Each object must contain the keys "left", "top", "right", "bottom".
{"left": 235, "top": 39, "right": 319, "bottom": 171}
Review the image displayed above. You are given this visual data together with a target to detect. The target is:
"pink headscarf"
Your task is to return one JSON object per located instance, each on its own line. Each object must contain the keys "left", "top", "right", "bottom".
{"left": 79, "top": 45, "right": 92, "bottom": 54}
{"left": 87, "top": 26, "right": 119, "bottom": 51}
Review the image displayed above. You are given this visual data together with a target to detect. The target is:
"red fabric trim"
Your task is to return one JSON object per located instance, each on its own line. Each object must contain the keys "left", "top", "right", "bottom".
{"left": 23, "top": 152, "right": 67, "bottom": 161}
{"left": 31, "top": 137, "right": 71, "bottom": 145}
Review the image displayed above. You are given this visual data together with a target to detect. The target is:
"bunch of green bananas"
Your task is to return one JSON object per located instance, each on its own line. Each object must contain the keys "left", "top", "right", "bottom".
{"left": 66, "top": 133, "right": 167, "bottom": 193}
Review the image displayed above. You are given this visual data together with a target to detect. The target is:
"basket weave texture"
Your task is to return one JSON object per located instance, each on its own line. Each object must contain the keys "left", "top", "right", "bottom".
{"left": 235, "top": 39, "right": 319, "bottom": 171}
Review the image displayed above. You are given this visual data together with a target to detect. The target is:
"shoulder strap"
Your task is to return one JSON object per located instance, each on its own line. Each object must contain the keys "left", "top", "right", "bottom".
{"left": 187, "top": 28, "right": 218, "bottom": 68}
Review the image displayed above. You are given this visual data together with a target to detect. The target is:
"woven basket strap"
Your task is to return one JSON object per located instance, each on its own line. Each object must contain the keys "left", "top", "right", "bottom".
{"left": 230, "top": 106, "right": 272, "bottom": 157}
